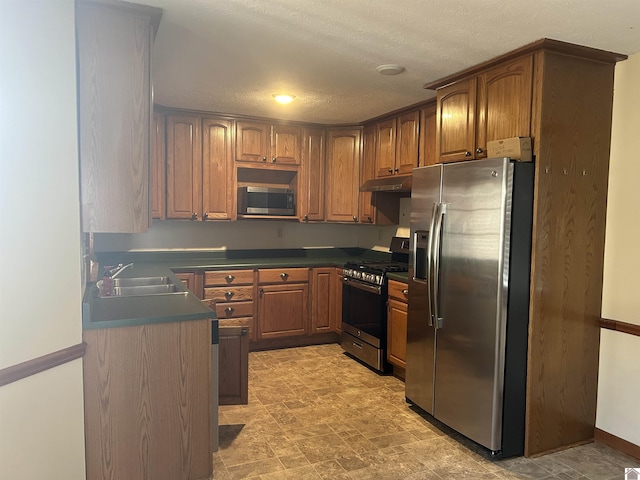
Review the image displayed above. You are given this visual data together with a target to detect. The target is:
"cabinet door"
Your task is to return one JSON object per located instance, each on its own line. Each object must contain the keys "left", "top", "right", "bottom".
{"left": 235, "top": 120, "right": 269, "bottom": 163}
{"left": 375, "top": 118, "right": 396, "bottom": 177}
{"left": 387, "top": 298, "right": 407, "bottom": 368}
{"left": 258, "top": 284, "right": 308, "bottom": 339}
{"left": 395, "top": 110, "right": 420, "bottom": 175}
{"left": 476, "top": 55, "right": 533, "bottom": 158}
{"left": 77, "top": 2, "right": 153, "bottom": 233}
{"left": 219, "top": 325, "right": 249, "bottom": 405}
{"left": 418, "top": 103, "right": 437, "bottom": 167}
{"left": 166, "top": 114, "right": 201, "bottom": 219}
{"left": 436, "top": 77, "right": 477, "bottom": 163}
{"left": 202, "top": 117, "right": 234, "bottom": 220}
{"left": 174, "top": 271, "right": 203, "bottom": 298}
{"left": 271, "top": 124, "right": 302, "bottom": 165}
{"left": 359, "top": 125, "right": 376, "bottom": 224}
{"left": 311, "top": 268, "right": 332, "bottom": 334}
{"left": 301, "top": 127, "right": 325, "bottom": 221}
{"left": 151, "top": 111, "right": 166, "bottom": 220}
{"left": 325, "top": 128, "right": 361, "bottom": 223}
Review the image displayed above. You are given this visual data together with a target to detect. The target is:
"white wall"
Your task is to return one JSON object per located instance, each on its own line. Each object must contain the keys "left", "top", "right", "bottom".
{"left": 0, "top": 1, "right": 86, "bottom": 478}
{"left": 596, "top": 52, "right": 640, "bottom": 448}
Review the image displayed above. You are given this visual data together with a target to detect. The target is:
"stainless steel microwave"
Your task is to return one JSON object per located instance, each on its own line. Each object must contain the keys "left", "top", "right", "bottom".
{"left": 237, "top": 186, "right": 295, "bottom": 216}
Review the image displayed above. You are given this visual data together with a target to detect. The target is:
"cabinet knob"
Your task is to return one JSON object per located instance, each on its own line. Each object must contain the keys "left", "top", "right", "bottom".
{"left": 388, "top": 168, "right": 393, "bottom": 173}
{"left": 476, "top": 148, "right": 483, "bottom": 154}
{"left": 401, "top": 289, "right": 409, "bottom": 295}
{"left": 272, "top": 157, "right": 277, "bottom": 163}
{"left": 262, "top": 156, "right": 267, "bottom": 162}
{"left": 464, "top": 151, "right": 472, "bottom": 157}
{"left": 225, "top": 274, "right": 235, "bottom": 283}
{"left": 303, "top": 214, "right": 309, "bottom": 222}
{"left": 203, "top": 212, "right": 209, "bottom": 220}
{"left": 353, "top": 216, "right": 358, "bottom": 222}
{"left": 367, "top": 216, "right": 372, "bottom": 223}
{"left": 224, "top": 306, "right": 234, "bottom": 316}
{"left": 394, "top": 168, "right": 399, "bottom": 173}
{"left": 280, "top": 272, "right": 289, "bottom": 280}
{"left": 225, "top": 291, "right": 234, "bottom": 299}
{"left": 191, "top": 212, "right": 198, "bottom": 220}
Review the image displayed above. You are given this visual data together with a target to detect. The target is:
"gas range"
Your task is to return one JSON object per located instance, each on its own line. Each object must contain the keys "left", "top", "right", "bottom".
{"left": 342, "top": 261, "right": 409, "bottom": 287}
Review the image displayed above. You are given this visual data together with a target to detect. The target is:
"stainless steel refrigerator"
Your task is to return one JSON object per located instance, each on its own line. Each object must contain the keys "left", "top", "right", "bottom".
{"left": 405, "top": 157, "right": 534, "bottom": 457}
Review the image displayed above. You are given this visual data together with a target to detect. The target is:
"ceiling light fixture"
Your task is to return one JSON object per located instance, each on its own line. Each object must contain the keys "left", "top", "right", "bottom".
{"left": 376, "top": 64, "right": 406, "bottom": 76}
{"left": 273, "top": 94, "right": 295, "bottom": 104}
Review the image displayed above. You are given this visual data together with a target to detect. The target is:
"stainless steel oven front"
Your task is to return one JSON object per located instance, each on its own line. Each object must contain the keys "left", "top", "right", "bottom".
{"left": 340, "top": 277, "right": 390, "bottom": 373}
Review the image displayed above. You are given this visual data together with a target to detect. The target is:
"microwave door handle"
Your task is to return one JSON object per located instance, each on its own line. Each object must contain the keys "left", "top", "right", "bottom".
{"left": 426, "top": 202, "right": 439, "bottom": 327}
{"left": 432, "top": 203, "right": 446, "bottom": 329}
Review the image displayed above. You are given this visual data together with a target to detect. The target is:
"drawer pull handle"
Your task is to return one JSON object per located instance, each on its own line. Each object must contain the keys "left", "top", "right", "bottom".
{"left": 401, "top": 289, "right": 409, "bottom": 295}
{"left": 353, "top": 341, "right": 363, "bottom": 349}
{"left": 224, "top": 307, "right": 234, "bottom": 316}
{"left": 225, "top": 275, "right": 234, "bottom": 283}
{"left": 280, "top": 272, "right": 289, "bottom": 280}
{"left": 225, "top": 291, "right": 234, "bottom": 299}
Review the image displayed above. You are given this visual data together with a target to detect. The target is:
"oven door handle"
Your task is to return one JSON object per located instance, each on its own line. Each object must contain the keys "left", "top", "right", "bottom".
{"left": 341, "top": 277, "right": 382, "bottom": 295}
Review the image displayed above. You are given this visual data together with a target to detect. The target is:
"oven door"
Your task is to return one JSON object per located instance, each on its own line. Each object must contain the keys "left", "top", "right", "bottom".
{"left": 341, "top": 277, "right": 389, "bottom": 372}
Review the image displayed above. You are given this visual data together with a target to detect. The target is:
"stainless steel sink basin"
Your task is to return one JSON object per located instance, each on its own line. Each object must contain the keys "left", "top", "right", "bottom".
{"left": 112, "top": 276, "right": 172, "bottom": 287}
{"left": 96, "top": 276, "right": 184, "bottom": 298}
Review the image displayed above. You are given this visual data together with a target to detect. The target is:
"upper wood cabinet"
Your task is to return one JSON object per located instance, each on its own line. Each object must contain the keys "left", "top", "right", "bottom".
{"left": 395, "top": 110, "right": 421, "bottom": 174}
{"left": 325, "top": 128, "right": 362, "bottom": 223}
{"left": 236, "top": 121, "right": 302, "bottom": 165}
{"left": 436, "top": 56, "right": 533, "bottom": 163}
{"left": 300, "top": 127, "right": 325, "bottom": 222}
{"left": 375, "top": 118, "right": 396, "bottom": 177}
{"left": 166, "top": 114, "right": 234, "bottom": 221}
{"left": 77, "top": 1, "right": 161, "bottom": 232}
{"left": 151, "top": 111, "right": 166, "bottom": 220}
{"left": 375, "top": 111, "right": 420, "bottom": 177}
{"left": 418, "top": 103, "right": 437, "bottom": 167}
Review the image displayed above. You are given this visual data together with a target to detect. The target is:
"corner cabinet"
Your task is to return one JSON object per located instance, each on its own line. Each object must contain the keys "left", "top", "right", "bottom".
{"left": 299, "top": 127, "right": 326, "bottom": 222}
{"left": 325, "top": 128, "right": 362, "bottom": 223}
{"left": 77, "top": 0, "right": 161, "bottom": 232}
{"left": 426, "top": 39, "right": 626, "bottom": 457}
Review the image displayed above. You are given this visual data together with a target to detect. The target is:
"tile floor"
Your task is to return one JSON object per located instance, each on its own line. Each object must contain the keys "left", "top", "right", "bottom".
{"left": 214, "top": 343, "right": 636, "bottom": 479}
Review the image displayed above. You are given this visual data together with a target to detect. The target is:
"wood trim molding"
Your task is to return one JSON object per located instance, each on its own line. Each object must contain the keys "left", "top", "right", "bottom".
{"left": 424, "top": 38, "right": 627, "bottom": 90}
{"left": 600, "top": 318, "right": 640, "bottom": 337}
{"left": 0, "top": 343, "right": 86, "bottom": 387}
{"left": 595, "top": 428, "right": 640, "bottom": 460}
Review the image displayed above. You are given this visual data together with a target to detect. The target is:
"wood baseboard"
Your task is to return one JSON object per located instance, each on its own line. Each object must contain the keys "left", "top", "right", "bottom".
{"left": 595, "top": 428, "right": 640, "bottom": 460}
{"left": 0, "top": 342, "right": 86, "bottom": 387}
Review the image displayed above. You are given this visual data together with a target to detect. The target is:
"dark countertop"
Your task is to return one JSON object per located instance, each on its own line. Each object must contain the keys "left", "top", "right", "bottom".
{"left": 387, "top": 271, "right": 409, "bottom": 283}
{"left": 83, "top": 248, "right": 391, "bottom": 330}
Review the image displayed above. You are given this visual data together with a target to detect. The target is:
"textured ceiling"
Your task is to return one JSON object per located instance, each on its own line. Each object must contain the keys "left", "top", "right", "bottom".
{"left": 137, "top": 0, "right": 640, "bottom": 124}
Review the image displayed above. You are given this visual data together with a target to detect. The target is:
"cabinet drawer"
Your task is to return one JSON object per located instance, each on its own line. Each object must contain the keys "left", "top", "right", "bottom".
{"left": 204, "top": 269, "right": 254, "bottom": 286}
{"left": 388, "top": 280, "right": 409, "bottom": 302}
{"left": 204, "top": 286, "right": 253, "bottom": 302}
{"left": 258, "top": 267, "right": 309, "bottom": 284}
{"left": 212, "top": 301, "right": 254, "bottom": 319}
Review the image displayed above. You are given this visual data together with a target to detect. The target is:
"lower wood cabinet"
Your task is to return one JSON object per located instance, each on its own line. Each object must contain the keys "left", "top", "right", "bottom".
{"left": 218, "top": 323, "right": 249, "bottom": 405}
{"left": 83, "top": 319, "right": 211, "bottom": 480}
{"left": 258, "top": 283, "right": 309, "bottom": 339}
{"left": 387, "top": 279, "right": 409, "bottom": 372}
{"left": 174, "top": 271, "right": 203, "bottom": 299}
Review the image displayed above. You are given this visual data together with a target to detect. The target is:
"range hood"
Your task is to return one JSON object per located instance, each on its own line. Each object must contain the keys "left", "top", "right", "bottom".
{"left": 360, "top": 175, "right": 412, "bottom": 192}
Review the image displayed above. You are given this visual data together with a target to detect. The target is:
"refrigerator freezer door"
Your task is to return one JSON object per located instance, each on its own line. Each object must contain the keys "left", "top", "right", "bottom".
{"left": 406, "top": 165, "right": 442, "bottom": 415}
{"left": 433, "top": 158, "right": 513, "bottom": 452}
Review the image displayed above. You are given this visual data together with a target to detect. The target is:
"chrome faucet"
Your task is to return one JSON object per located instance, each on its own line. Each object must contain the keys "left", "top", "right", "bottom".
{"left": 108, "top": 262, "right": 134, "bottom": 279}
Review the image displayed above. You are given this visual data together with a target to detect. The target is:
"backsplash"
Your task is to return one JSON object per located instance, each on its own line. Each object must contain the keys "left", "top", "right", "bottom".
{"left": 93, "top": 198, "right": 411, "bottom": 253}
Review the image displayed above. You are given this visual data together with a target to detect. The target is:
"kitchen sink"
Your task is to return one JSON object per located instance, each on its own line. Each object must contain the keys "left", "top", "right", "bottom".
{"left": 96, "top": 276, "right": 185, "bottom": 298}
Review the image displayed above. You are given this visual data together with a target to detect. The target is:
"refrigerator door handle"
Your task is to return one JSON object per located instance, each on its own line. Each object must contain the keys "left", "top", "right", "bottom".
{"left": 432, "top": 203, "right": 446, "bottom": 329}
{"left": 426, "top": 202, "right": 439, "bottom": 326}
